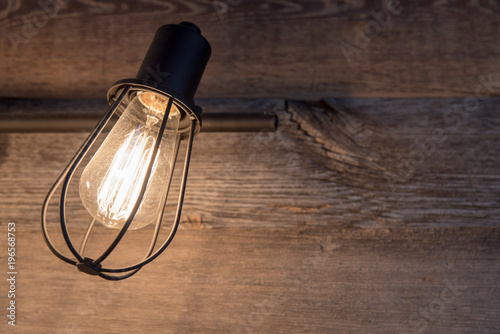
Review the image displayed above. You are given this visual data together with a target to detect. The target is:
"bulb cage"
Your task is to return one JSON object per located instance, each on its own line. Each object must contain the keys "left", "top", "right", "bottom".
{"left": 42, "top": 22, "right": 212, "bottom": 280}
{"left": 42, "top": 85, "right": 202, "bottom": 280}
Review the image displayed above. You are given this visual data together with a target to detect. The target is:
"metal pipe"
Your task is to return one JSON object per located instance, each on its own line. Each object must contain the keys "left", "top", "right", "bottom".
{"left": 201, "top": 112, "right": 278, "bottom": 133}
{"left": 0, "top": 112, "right": 278, "bottom": 133}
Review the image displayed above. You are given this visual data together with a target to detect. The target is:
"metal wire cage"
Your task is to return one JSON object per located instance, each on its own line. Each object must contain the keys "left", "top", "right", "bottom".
{"left": 41, "top": 22, "right": 211, "bottom": 280}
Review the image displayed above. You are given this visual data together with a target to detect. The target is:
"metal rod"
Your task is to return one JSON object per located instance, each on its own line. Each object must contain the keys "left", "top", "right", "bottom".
{"left": 79, "top": 218, "right": 96, "bottom": 256}
{"left": 0, "top": 112, "right": 278, "bottom": 133}
{"left": 201, "top": 113, "right": 278, "bottom": 132}
{"left": 100, "top": 119, "right": 196, "bottom": 274}
{"left": 92, "top": 96, "right": 175, "bottom": 267}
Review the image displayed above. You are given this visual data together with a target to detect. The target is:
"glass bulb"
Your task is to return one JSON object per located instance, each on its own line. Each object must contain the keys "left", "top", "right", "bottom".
{"left": 79, "top": 92, "right": 180, "bottom": 230}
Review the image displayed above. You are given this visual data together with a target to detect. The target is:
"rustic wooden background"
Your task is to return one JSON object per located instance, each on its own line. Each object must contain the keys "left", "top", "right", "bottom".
{"left": 1, "top": 0, "right": 500, "bottom": 99}
{"left": 1, "top": 0, "right": 499, "bottom": 333}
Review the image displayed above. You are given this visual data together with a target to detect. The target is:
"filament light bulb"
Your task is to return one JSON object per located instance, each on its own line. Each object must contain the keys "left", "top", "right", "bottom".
{"left": 79, "top": 92, "right": 180, "bottom": 230}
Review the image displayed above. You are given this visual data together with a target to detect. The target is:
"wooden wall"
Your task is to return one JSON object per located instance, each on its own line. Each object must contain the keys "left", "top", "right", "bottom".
{"left": 0, "top": 0, "right": 499, "bottom": 99}
{"left": 0, "top": 1, "right": 499, "bottom": 333}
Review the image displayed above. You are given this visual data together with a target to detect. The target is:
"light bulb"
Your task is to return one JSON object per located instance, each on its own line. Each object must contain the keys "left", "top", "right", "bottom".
{"left": 79, "top": 91, "right": 180, "bottom": 230}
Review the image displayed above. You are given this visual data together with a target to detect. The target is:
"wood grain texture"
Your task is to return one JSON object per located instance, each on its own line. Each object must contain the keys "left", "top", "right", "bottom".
{"left": 0, "top": 97, "right": 499, "bottom": 333}
{"left": 1, "top": 0, "right": 500, "bottom": 99}
{"left": 2, "top": 226, "right": 499, "bottom": 334}
{"left": 1, "top": 97, "right": 499, "bottom": 229}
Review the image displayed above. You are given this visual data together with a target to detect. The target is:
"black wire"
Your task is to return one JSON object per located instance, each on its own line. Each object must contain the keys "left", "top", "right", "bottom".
{"left": 98, "top": 269, "right": 142, "bottom": 280}
{"left": 97, "top": 137, "right": 182, "bottom": 280}
{"left": 92, "top": 97, "right": 174, "bottom": 266}
{"left": 145, "top": 137, "right": 181, "bottom": 254}
{"left": 58, "top": 87, "right": 131, "bottom": 263}
{"left": 41, "top": 88, "right": 130, "bottom": 266}
{"left": 99, "top": 119, "right": 196, "bottom": 273}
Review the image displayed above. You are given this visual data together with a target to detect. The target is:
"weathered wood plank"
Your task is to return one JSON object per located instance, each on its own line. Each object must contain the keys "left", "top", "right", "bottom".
{"left": 0, "top": 97, "right": 499, "bottom": 333}
{"left": 0, "top": 97, "right": 498, "bottom": 229}
{"left": 0, "top": 226, "right": 499, "bottom": 333}
{"left": 0, "top": 0, "right": 500, "bottom": 99}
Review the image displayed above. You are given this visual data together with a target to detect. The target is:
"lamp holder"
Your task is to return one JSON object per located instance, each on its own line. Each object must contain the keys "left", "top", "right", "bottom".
{"left": 108, "top": 22, "right": 211, "bottom": 138}
{"left": 107, "top": 82, "right": 202, "bottom": 139}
